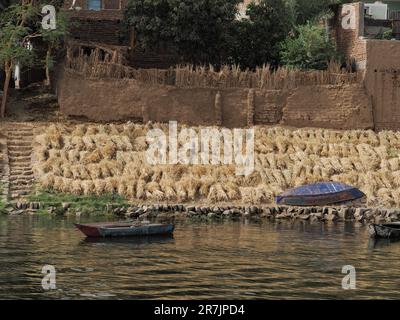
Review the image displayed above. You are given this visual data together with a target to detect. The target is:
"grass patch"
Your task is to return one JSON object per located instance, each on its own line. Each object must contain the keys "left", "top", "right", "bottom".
{"left": 28, "top": 189, "right": 128, "bottom": 215}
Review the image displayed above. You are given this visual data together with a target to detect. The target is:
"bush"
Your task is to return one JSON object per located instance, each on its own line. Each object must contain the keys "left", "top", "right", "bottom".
{"left": 125, "top": 0, "right": 241, "bottom": 65}
{"left": 227, "top": 0, "right": 294, "bottom": 68}
{"left": 280, "top": 23, "right": 339, "bottom": 70}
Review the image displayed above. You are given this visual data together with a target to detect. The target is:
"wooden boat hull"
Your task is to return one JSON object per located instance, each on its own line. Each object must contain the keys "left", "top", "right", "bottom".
{"left": 100, "top": 224, "right": 174, "bottom": 237}
{"left": 75, "top": 222, "right": 174, "bottom": 238}
{"left": 276, "top": 182, "right": 365, "bottom": 206}
{"left": 369, "top": 223, "right": 400, "bottom": 239}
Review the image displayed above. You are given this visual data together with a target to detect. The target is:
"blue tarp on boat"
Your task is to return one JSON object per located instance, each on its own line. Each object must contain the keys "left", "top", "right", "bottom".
{"left": 276, "top": 182, "right": 365, "bottom": 206}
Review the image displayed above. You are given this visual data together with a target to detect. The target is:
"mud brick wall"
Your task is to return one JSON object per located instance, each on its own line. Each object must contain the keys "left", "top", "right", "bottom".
{"left": 254, "top": 90, "right": 288, "bottom": 125}
{"left": 281, "top": 85, "right": 374, "bottom": 130}
{"left": 334, "top": 2, "right": 367, "bottom": 69}
{"left": 58, "top": 69, "right": 143, "bottom": 122}
{"left": 365, "top": 40, "right": 400, "bottom": 131}
{"left": 58, "top": 68, "right": 375, "bottom": 130}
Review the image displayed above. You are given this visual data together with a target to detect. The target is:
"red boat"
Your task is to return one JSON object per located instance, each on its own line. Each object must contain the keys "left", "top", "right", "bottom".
{"left": 74, "top": 221, "right": 175, "bottom": 238}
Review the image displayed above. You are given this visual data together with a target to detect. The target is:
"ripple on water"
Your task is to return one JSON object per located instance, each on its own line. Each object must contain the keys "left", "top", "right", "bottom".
{"left": 0, "top": 215, "right": 400, "bottom": 299}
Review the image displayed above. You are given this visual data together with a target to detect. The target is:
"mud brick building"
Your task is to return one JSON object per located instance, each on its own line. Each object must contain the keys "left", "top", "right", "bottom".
{"left": 62, "top": 0, "right": 128, "bottom": 45}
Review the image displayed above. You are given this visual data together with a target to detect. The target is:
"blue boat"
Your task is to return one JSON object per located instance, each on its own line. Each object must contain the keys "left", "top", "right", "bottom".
{"left": 276, "top": 182, "right": 365, "bottom": 206}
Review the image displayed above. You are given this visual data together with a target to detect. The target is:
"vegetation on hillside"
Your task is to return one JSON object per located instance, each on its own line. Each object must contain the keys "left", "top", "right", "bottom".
{"left": 0, "top": 1, "right": 68, "bottom": 117}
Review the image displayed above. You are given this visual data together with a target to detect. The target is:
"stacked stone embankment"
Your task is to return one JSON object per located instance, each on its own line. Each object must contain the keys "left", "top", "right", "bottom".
{"left": 109, "top": 204, "right": 400, "bottom": 224}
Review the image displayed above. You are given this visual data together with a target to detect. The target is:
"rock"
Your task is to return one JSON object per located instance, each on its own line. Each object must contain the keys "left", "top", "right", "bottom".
{"left": 75, "top": 211, "right": 82, "bottom": 217}
{"left": 212, "top": 207, "right": 221, "bottom": 214}
{"left": 231, "top": 208, "right": 241, "bottom": 217}
{"left": 275, "top": 212, "right": 290, "bottom": 219}
{"left": 263, "top": 207, "right": 272, "bottom": 217}
{"left": 187, "top": 211, "right": 197, "bottom": 217}
{"left": 139, "top": 212, "right": 149, "bottom": 220}
{"left": 298, "top": 214, "right": 310, "bottom": 220}
{"left": 135, "top": 208, "right": 144, "bottom": 215}
{"left": 311, "top": 212, "right": 323, "bottom": 219}
{"left": 222, "top": 210, "right": 232, "bottom": 217}
{"left": 208, "top": 212, "right": 217, "bottom": 219}
{"left": 326, "top": 213, "right": 338, "bottom": 221}
{"left": 354, "top": 208, "right": 365, "bottom": 222}
{"left": 187, "top": 206, "right": 195, "bottom": 212}
{"left": 10, "top": 209, "right": 24, "bottom": 215}
{"left": 62, "top": 202, "right": 71, "bottom": 210}
{"left": 338, "top": 207, "right": 353, "bottom": 220}
{"left": 250, "top": 206, "right": 258, "bottom": 214}
{"left": 201, "top": 206, "right": 209, "bottom": 214}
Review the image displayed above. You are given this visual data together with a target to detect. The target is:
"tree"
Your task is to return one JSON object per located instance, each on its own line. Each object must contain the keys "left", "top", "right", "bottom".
{"left": 227, "top": 0, "right": 294, "bottom": 68}
{"left": 280, "top": 23, "right": 338, "bottom": 70}
{"left": 0, "top": 3, "right": 38, "bottom": 118}
{"left": 284, "top": 0, "right": 356, "bottom": 25}
{"left": 125, "top": 0, "right": 241, "bottom": 64}
{"left": 41, "top": 9, "right": 69, "bottom": 86}
{"left": 0, "top": 1, "right": 69, "bottom": 117}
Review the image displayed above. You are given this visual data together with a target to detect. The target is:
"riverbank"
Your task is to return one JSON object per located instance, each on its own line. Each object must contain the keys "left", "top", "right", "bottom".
{"left": 2, "top": 192, "right": 398, "bottom": 225}
{"left": 2, "top": 121, "right": 400, "bottom": 212}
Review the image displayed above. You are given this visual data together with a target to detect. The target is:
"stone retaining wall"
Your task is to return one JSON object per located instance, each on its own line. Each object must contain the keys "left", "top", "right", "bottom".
{"left": 6, "top": 200, "right": 397, "bottom": 225}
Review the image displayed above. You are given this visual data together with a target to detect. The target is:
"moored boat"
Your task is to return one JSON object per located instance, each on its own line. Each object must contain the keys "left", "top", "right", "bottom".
{"left": 368, "top": 222, "right": 400, "bottom": 239}
{"left": 276, "top": 181, "right": 365, "bottom": 206}
{"left": 75, "top": 221, "right": 175, "bottom": 238}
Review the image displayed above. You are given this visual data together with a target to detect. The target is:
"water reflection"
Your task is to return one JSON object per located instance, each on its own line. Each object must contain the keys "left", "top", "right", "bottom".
{"left": 81, "top": 235, "right": 175, "bottom": 245}
{"left": 1, "top": 215, "right": 400, "bottom": 299}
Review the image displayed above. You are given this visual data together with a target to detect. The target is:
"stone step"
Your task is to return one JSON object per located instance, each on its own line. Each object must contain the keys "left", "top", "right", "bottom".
{"left": 7, "top": 140, "right": 32, "bottom": 145}
{"left": 9, "top": 171, "right": 33, "bottom": 177}
{"left": 8, "top": 151, "right": 31, "bottom": 157}
{"left": 7, "top": 141, "right": 31, "bottom": 147}
{"left": 9, "top": 182, "right": 34, "bottom": 187}
{"left": 9, "top": 156, "right": 31, "bottom": 161}
{"left": 8, "top": 145, "right": 32, "bottom": 151}
{"left": 7, "top": 131, "right": 33, "bottom": 136}
{"left": 10, "top": 187, "right": 32, "bottom": 193}
{"left": 9, "top": 174, "right": 34, "bottom": 180}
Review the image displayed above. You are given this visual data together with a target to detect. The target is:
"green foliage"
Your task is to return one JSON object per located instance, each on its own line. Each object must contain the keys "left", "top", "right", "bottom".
{"left": 280, "top": 23, "right": 338, "bottom": 70}
{"left": 380, "top": 29, "right": 394, "bottom": 40}
{"left": 125, "top": 0, "right": 241, "bottom": 64}
{"left": 28, "top": 189, "right": 128, "bottom": 215}
{"left": 0, "top": 4, "right": 39, "bottom": 69}
{"left": 125, "top": 0, "right": 347, "bottom": 69}
{"left": 228, "top": 0, "right": 294, "bottom": 68}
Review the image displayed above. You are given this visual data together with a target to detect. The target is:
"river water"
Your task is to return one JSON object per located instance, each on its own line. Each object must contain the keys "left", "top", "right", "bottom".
{"left": 0, "top": 215, "right": 400, "bottom": 299}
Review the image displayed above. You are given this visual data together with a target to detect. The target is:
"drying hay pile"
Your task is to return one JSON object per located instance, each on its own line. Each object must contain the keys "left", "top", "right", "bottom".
{"left": 33, "top": 123, "right": 400, "bottom": 207}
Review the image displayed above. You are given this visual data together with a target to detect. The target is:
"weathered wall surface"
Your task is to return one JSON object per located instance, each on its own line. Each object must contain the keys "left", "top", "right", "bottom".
{"left": 58, "top": 70, "right": 143, "bottom": 122}
{"left": 281, "top": 85, "right": 374, "bottom": 130}
{"left": 58, "top": 69, "right": 374, "bottom": 130}
{"left": 365, "top": 40, "right": 400, "bottom": 131}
